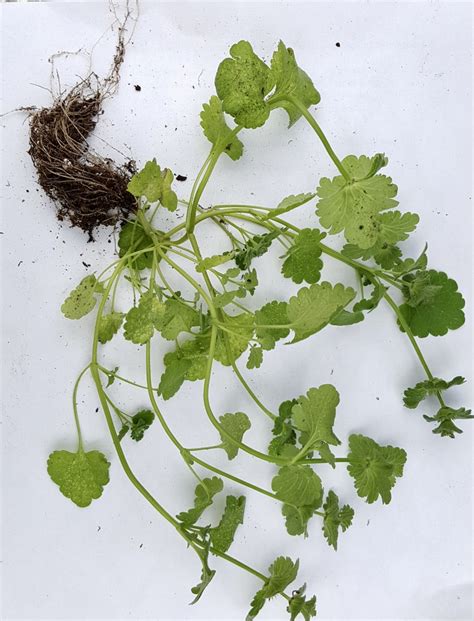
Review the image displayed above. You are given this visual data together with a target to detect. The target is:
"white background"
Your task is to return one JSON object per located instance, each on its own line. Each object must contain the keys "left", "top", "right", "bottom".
{"left": 1, "top": 1, "right": 473, "bottom": 620}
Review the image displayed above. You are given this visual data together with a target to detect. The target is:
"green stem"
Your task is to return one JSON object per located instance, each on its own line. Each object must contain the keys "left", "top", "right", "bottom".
{"left": 381, "top": 287, "right": 446, "bottom": 408}
{"left": 189, "top": 453, "right": 279, "bottom": 502}
{"left": 230, "top": 360, "right": 277, "bottom": 421}
{"left": 72, "top": 364, "right": 91, "bottom": 451}
{"left": 286, "top": 95, "right": 351, "bottom": 181}
{"left": 89, "top": 262, "right": 186, "bottom": 535}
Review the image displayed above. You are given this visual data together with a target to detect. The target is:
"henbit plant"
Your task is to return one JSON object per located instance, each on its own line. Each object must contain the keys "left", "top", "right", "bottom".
{"left": 47, "top": 40, "right": 471, "bottom": 619}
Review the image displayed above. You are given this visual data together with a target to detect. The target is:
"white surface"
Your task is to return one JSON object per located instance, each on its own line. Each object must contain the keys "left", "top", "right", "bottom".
{"left": 1, "top": 1, "right": 473, "bottom": 620}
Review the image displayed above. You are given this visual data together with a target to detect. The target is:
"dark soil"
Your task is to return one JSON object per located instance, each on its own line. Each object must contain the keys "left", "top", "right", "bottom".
{"left": 28, "top": 89, "right": 136, "bottom": 234}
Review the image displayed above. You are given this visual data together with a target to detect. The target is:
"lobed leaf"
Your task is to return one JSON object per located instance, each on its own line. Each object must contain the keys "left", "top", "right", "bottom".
{"left": 47, "top": 449, "right": 110, "bottom": 507}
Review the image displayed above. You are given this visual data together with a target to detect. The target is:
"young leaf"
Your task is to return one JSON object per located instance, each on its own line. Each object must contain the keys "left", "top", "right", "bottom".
{"left": 247, "top": 557, "right": 300, "bottom": 620}
{"left": 282, "top": 503, "right": 318, "bottom": 537}
{"left": 292, "top": 384, "right": 341, "bottom": 449}
{"left": 61, "top": 275, "right": 101, "bottom": 320}
{"left": 247, "top": 345, "right": 263, "bottom": 369}
{"left": 399, "top": 270, "right": 465, "bottom": 337}
{"left": 127, "top": 159, "right": 178, "bottom": 210}
{"left": 177, "top": 477, "right": 223, "bottom": 526}
{"left": 423, "top": 406, "right": 473, "bottom": 438}
{"left": 123, "top": 293, "right": 166, "bottom": 345}
{"left": 215, "top": 40, "right": 274, "bottom": 128}
{"left": 330, "top": 309, "right": 365, "bottom": 326}
{"left": 159, "top": 334, "right": 211, "bottom": 399}
{"left": 210, "top": 495, "right": 246, "bottom": 552}
{"left": 270, "top": 41, "right": 321, "bottom": 126}
{"left": 98, "top": 312, "right": 124, "bottom": 344}
{"left": 157, "top": 298, "right": 201, "bottom": 340}
{"left": 200, "top": 96, "right": 244, "bottom": 160}
{"left": 255, "top": 300, "right": 289, "bottom": 350}
{"left": 268, "top": 399, "right": 297, "bottom": 457}
{"left": 219, "top": 412, "right": 251, "bottom": 460}
{"left": 214, "top": 312, "right": 254, "bottom": 365}
{"left": 322, "top": 490, "right": 354, "bottom": 550}
{"left": 235, "top": 230, "right": 279, "bottom": 270}
{"left": 316, "top": 154, "right": 401, "bottom": 249}
{"left": 286, "top": 584, "right": 317, "bottom": 621}
{"left": 190, "top": 534, "right": 216, "bottom": 605}
{"left": 47, "top": 449, "right": 110, "bottom": 507}
{"left": 287, "top": 282, "right": 356, "bottom": 343}
{"left": 158, "top": 357, "right": 192, "bottom": 400}
{"left": 263, "top": 192, "right": 315, "bottom": 220}
{"left": 347, "top": 434, "right": 407, "bottom": 504}
{"left": 196, "top": 251, "right": 234, "bottom": 272}
{"left": 118, "top": 221, "right": 154, "bottom": 271}
{"left": 282, "top": 228, "right": 325, "bottom": 284}
{"left": 129, "top": 409, "right": 154, "bottom": 441}
{"left": 403, "top": 376, "right": 465, "bottom": 409}
{"left": 272, "top": 465, "right": 323, "bottom": 508}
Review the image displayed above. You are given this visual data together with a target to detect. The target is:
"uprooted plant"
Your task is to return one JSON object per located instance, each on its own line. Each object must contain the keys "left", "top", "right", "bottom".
{"left": 45, "top": 41, "right": 471, "bottom": 619}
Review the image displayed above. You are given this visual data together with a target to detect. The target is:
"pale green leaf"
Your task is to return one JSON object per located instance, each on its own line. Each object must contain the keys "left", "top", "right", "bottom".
{"left": 200, "top": 96, "right": 244, "bottom": 159}
{"left": 47, "top": 449, "right": 110, "bottom": 507}
{"left": 219, "top": 412, "right": 251, "bottom": 460}
{"left": 287, "top": 282, "right": 355, "bottom": 343}
{"left": 61, "top": 275, "right": 101, "bottom": 320}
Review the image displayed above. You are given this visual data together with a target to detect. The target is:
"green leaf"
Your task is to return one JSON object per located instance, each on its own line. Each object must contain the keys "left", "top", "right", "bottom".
{"left": 391, "top": 244, "right": 428, "bottom": 275}
{"left": 352, "top": 279, "right": 385, "bottom": 313}
{"left": 157, "top": 298, "right": 201, "bottom": 340}
{"left": 210, "top": 495, "right": 245, "bottom": 552}
{"left": 159, "top": 334, "right": 211, "bottom": 399}
{"left": 268, "top": 399, "right": 297, "bottom": 457}
{"left": 292, "top": 385, "right": 341, "bottom": 449}
{"left": 61, "top": 275, "right": 101, "bottom": 320}
{"left": 272, "top": 465, "right": 323, "bottom": 508}
{"left": 196, "top": 251, "right": 234, "bottom": 272}
{"left": 200, "top": 96, "right": 244, "bottom": 160}
{"left": 255, "top": 300, "right": 289, "bottom": 350}
{"left": 127, "top": 159, "right": 177, "bottom": 210}
{"left": 286, "top": 584, "right": 317, "bottom": 621}
{"left": 98, "top": 312, "right": 124, "bottom": 344}
{"left": 287, "top": 282, "right": 355, "bottom": 343}
{"left": 378, "top": 211, "right": 419, "bottom": 245}
{"left": 270, "top": 41, "right": 321, "bottom": 126}
{"left": 330, "top": 309, "right": 365, "bottom": 326}
{"left": 347, "top": 434, "right": 407, "bottom": 504}
{"left": 117, "top": 221, "right": 155, "bottom": 271}
{"left": 403, "top": 376, "right": 465, "bottom": 409}
{"left": 123, "top": 293, "right": 166, "bottom": 345}
{"left": 214, "top": 312, "right": 254, "bottom": 365}
{"left": 282, "top": 504, "right": 318, "bottom": 537}
{"left": 215, "top": 40, "right": 274, "bottom": 128}
{"left": 316, "top": 154, "right": 400, "bottom": 249}
{"left": 263, "top": 192, "right": 315, "bottom": 220}
{"left": 47, "top": 449, "right": 110, "bottom": 507}
{"left": 322, "top": 490, "right": 354, "bottom": 550}
{"left": 235, "top": 230, "right": 279, "bottom": 270}
{"left": 247, "top": 556, "right": 300, "bottom": 619}
{"left": 247, "top": 346, "right": 263, "bottom": 369}
{"left": 282, "top": 229, "right": 325, "bottom": 284}
{"left": 177, "top": 477, "right": 223, "bottom": 526}
{"left": 129, "top": 409, "right": 154, "bottom": 441}
{"left": 158, "top": 357, "right": 192, "bottom": 400}
{"left": 219, "top": 412, "right": 251, "bottom": 460}
{"left": 399, "top": 270, "right": 465, "bottom": 337}
{"left": 423, "top": 406, "right": 473, "bottom": 438}
{"left": 190, "top": 535, "right": 216, "bottom": 605}
{"left": 265, "top": 556, "right": 299, "bottom": 597}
